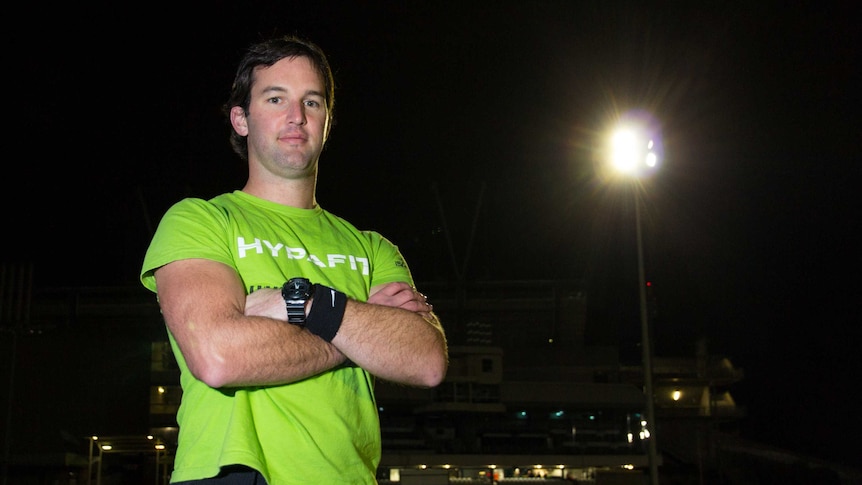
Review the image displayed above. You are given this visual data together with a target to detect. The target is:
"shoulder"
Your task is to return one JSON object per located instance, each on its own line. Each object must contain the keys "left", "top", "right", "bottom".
{"left": 161, "top": 193, "right": 245, "bottom": 222}
{"left": 141, "top": 194, "right": 238, "bottom": 291}
{"left": 319, "top": 210, "right": 396, "bottom": 245}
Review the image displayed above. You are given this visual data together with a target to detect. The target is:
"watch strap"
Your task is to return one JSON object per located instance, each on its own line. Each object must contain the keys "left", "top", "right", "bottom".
{"left": 283, "top": 278, "right": 314, "bottom": 325}
{"left": 286, "top": 303, "right": 307, "bottom": 324}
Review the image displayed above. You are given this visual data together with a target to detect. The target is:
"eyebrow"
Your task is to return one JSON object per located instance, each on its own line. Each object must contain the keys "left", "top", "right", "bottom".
{"left": 259, "top": 85, "right": 325, "bottom": 99}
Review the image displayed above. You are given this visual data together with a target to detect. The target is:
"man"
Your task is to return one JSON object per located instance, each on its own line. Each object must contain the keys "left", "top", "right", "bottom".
{"left": 140, "top": 35, "right": 448, "bottom": 484}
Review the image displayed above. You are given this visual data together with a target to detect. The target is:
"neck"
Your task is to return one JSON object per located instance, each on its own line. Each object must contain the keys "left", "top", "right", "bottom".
{"left": 242, "top": 176, "right": 317, "bottom": 209}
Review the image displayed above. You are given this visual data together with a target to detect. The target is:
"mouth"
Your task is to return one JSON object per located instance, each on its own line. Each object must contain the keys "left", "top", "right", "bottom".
{"left": 280, "top": 133, "right": 307, "bottom": 144}
{"left": 279, "top": 135, "right": 306, "bottom": 145}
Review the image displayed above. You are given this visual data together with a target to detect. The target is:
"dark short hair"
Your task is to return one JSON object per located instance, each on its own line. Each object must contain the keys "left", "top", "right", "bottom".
{"left": 222, "top": 35, "right": 336, "bottom": 161}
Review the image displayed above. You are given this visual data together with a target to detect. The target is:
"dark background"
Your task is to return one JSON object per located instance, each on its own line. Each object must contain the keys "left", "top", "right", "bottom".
{"left": 4, "top": 0, "right": 859, "bottom": 469}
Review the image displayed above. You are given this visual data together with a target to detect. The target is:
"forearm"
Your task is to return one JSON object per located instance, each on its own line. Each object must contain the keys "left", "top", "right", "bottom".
{"left": 171, "top": 313, "right": 347, "bottom": 388}
{"left": 330, "top": 300, "right": 448, "bottom": 387}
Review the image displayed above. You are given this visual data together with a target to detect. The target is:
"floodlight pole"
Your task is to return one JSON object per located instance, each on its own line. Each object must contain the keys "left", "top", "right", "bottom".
{"left": 87, "top": 437, "right": 94, "bottom": 485}
{"left": 635, "top": 188, "right": 659, "bottom": 485}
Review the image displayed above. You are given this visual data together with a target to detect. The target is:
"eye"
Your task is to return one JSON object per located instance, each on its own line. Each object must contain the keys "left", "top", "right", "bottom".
{"left": 304, "top": 99, "right": 321, "bottom": 108}
{"left": 267, "top": 96, "right": 283, "bottom": 105}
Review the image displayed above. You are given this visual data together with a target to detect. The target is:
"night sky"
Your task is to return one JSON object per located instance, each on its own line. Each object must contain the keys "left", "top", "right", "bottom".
{"left": 6, "top": 0, "right": 860, "bottom": 469}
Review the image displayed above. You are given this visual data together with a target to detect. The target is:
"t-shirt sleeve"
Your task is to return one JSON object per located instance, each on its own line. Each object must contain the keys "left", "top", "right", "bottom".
{"left": 365, "top": 231, "right": 415, "bottom": 289}
{"left": 140, "top": 198, "right": 233, "bottom": 293}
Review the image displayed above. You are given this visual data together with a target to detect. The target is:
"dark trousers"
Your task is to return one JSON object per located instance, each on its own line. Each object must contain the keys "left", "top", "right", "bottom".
{"left": 173, "top": 465, "right": 267, "bottom": 484}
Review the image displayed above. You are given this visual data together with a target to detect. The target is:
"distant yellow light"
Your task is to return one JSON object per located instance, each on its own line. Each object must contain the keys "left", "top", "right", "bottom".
{"left": 672, "top": 390, "right": 682, "bottom": 401}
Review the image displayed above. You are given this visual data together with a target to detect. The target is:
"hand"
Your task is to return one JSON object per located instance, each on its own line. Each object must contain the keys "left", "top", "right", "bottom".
{"left": 368, "top": 282, "right": 433, "bottom": 314}
{"left": 244, "top": 288, "right": 286, "bottom": 320}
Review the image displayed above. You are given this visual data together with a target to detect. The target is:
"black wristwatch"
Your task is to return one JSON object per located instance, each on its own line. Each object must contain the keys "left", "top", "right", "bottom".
{"left": 282, "top": 278, "right": 314, "bottom": 324}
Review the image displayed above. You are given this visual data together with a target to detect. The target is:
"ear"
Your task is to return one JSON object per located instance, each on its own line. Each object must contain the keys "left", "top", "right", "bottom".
{"left": 230, "top": 106, "right": 249, "bottom": 136}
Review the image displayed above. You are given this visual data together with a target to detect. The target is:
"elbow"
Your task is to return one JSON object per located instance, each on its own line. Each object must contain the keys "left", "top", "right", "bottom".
{"left": 195, "top": 367, "right": 232, "bottom": 390}
{"left": 421, "top": 360, "right": 448, "bottom": 388}
{"left": 186, "top": 350, "right": 235, "bottom": 389}
{"left": 413, "top": 314, "right": 448, "bottom": 387}
{"left": 415, "top": 350, "right": 448, "bottom": 388}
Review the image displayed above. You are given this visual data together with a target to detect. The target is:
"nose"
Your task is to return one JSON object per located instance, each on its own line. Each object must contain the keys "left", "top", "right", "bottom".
{"left": 286, "top": 100, "right": 306, "bottom": 125}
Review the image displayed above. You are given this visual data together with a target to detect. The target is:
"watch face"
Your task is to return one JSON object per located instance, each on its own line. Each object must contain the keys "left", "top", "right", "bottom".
{"left": 284, "top": 278, "right": 312, "bottom": 299}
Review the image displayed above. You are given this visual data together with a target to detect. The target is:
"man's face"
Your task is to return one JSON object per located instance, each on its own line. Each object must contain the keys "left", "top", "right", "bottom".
{"left": 233, "top": 56, "right": 330, "bottom": 179}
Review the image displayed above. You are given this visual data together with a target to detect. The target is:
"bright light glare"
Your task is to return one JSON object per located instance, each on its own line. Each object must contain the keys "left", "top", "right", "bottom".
{"left": 611, "top": 128, "right": 641, "bottom": 173}
{"left": 610, "top": 126, "right": 659, "bottom": 175}
{"left": 605, "top": 110, "right": 663, "bottom": 178}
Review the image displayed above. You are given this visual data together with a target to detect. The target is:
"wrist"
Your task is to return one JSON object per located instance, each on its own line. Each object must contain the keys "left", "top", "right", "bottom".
{"left": 306, "top": 284, "right": 348, "bottom": 342}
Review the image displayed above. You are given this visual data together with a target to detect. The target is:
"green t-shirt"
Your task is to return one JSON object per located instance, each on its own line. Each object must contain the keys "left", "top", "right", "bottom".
{"left": 141, "top": 190, "right": 414, "bottom": 484}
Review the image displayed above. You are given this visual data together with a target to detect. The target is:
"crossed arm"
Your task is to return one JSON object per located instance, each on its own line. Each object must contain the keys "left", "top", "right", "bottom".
{"left": 153, "top": 258, "right": 448, "bottom": 389}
